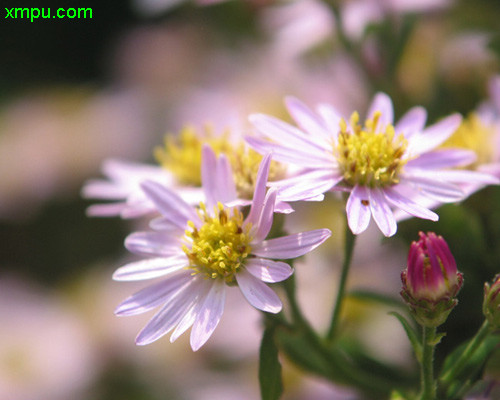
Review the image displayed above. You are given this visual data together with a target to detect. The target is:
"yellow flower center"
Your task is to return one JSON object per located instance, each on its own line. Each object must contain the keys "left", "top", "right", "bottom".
{"left": 183, "top": 202, "right": 253, "bottom": 282}
{"left": 336, "top": 111, "right": 408, "bottom": 187}
{"left": 440, "top": 112, "right": 495, "bottom": 167}
{"left": 155, "top": 125, "right": 286, "bottom": 196}
{"left": 154, "top": 125, "right": 232, "bottom": 186}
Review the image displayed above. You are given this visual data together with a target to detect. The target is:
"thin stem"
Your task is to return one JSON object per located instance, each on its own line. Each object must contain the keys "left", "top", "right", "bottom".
{"left": 440, "top": 320, "right": 492, "bottom": 386}
{"left": 420, "top": 327, "right": 437, "bottom": 400}
{"left": 327, "top": 221, "right": 356, "bottom": 342}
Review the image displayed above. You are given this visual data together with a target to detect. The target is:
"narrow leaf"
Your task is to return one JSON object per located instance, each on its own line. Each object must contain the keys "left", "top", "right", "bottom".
{"left": 259, "top": 326, "right": 283, "bottom": 400}
{"left": 389, "top": 312, "right": 423, "bottom": 361}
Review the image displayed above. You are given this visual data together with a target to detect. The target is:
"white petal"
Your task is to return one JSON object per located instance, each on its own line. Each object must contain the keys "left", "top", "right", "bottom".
{"left": 113, "top": 256, "right": 188, "bottom": 281}
{"left": 395, "top": 106, "right": 427, "bottom": 138}
{"left": 383, "top": 186, "right": 438, "bottom": 221}
{"left": 407, "top": 114, "right": 462, "bottom": 156}
{"left": 141, "top": 181, "right": 198, "bottom": 229}
{"left": 125, "top": 231, "right": 184, "bottom": 256}
{"left": 367, "top": 93, "right": 394, "bottom": 131}
{"left": 236, "top": 269, "right": 282, "bottom": 313}
{"left": 190, "top": 280, "right": 226, "bottom": 351}
{"left": 135, "top": 278, "right": 206, "bottom": 345}
{"left": 368, "top": 188, "right": 397, "bottom": 237}
{"left": 114, "top": 272, "right": 192, "bottom": 316}
{"left": 346, "top": 185, "right": 371, "bottom": 235}
{"left": 252, "top": 229, "right": 331, "bottom": 259}
{"left": 245, "top": 258, "right": 293, "bottom": 283}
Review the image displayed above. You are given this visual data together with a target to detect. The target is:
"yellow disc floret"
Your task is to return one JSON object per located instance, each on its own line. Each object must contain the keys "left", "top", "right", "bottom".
{"left": 336, "top": 111, "right": 408, "bottom": 187}
{"left": 227, "top": 144, "right": 287, "bottom": 199}
{"left": 440, "top": 112, "right": 495, "bottom": 168}
{"left": 155, "top": 125, "right": 286, "bottom": 196}
{"left": 183, "top": 202, "right": 253, "bottom": 282}
{"left": 154, "top": 125, "right": 233, "bottom": 186}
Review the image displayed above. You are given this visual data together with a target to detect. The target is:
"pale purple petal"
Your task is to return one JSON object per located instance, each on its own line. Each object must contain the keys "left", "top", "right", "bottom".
{"left": 245, "top": 258, "right": 293, "bottom": 283}
{"left": 135, "top": 278, "right": 207, "bottom": 345}
{"left": 201, "top": 145, "right": 218, "bottom": 210}
{"left": 120, "top": 202, "right": 157, "bottom": 219}
{"left": 252, "top": 229, "right": 331, "bottom": 259}
{"left": 235, "top": 269, "right": 282, "bottom": 313}
{"left": 114, "top": 272, "right": 192, "bottom": 316}
{"left": 346, "top": 185, "right": 371, "bottom": 235}
{"left": 401, "top": 174, "right": 464, "bottom": 202}
{"left": 274, "top": 200, "right": 294, "bottom": 214}
{"left": 245, "top": 136, "right": 333, "bottom": 167}
{"left": 112, "top": 256, "right": 188, "bottom": 281}
{"left": 415, "top": 169, "right": 500, "bottom": 185}
{"left": 86, "top": 202, "right": 128, "bottom": 217}
{"left": 141, "top": 181, "right": 198, "bottom": 229}
{"left": 251, "top": 188, "right": 278, "bottom": 243}
{"left": 395, "top": 106, "right": 427, "bottom": 138}
{"left": 406, "top": 149, "right": 477, "bottom": 169}
{"left": 102, "top": 159, "right": 167, "bottom": 182}
{"left": 216, "top": 154, "right": 237, "bottom": 204}
{"left": 149, "top": 216, "right": 182, "bottom": 231}
{"left": 250, "top": 113, "right": 329, "bottom": 153}
{"left": 125, "top": 231, "right": 184, "bottom": 257}
{"left": 368, "top": 187, "right": 397, "bottom": 237}
{"left": 285, "top": 97, "right": 333, "bottom": 147}
{"left": 190, "top": 280, "right": 226, "bottom": 351}
{"left": 246, "top": 153, "right": 272, "bottom": 227}
{"left": 367, "top": 92, "right": 394, "bottom": 131}
{"left": 272, "top": 169, "right": 343, "bottom": 202}
{"left": 407, "top": 114, "right": 462, "bottom": 156}
{"left": 317, "top": 103, "right": 343, "bottom": 141}
{"left": 383, "top": 186, "right": 438, "bottom": 221}
{"left": 81, "top": 180, "right": 130, "bottom": 199}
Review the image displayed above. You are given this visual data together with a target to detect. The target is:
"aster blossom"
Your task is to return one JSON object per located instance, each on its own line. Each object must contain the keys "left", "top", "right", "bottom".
{"left": 247, "top": 92, "right": 499, "bottom": 237}
{"left": 113, "top": 146, "right": 331, "bottom": 351}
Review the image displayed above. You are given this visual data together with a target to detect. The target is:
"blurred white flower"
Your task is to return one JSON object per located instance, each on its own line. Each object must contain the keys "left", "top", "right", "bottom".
{"left": 0, "top": 277, "right": 98, "bottom": 400}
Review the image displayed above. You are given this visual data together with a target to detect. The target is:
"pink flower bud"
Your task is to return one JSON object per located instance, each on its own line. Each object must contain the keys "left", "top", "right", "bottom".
{"left": 401, "top": 232, "right": 463, "bottom": 327}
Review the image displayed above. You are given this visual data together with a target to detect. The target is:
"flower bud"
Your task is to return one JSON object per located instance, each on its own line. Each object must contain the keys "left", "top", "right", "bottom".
{"left": 401, "top": 232, "right": 463, "bottom": 327}
{"left": 483, "top": 274, "right": 500, "bottom": 327}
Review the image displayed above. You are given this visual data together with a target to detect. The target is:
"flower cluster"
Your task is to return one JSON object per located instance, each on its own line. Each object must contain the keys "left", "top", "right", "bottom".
{"left": 82, "top": 91, "right": 500, "bottom": 352}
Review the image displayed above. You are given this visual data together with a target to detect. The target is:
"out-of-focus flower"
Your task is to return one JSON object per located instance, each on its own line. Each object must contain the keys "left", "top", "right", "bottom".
{"left": 82, "top": 125, "right": 288, "bottom": 218}
{"left": 0, "top": 277, "right": 98, "bottom": 400}
{"left": 113, "top": 147, "right": 331, "bottom": 350}
{"left": 247, "top": 93, "right": 499, "bottom": 237}
{"left": 260, "top": 0, "right": 335, "bottom": 59}
{"left": 483, "top": 274, "right": 500, "bottom": 328}
{"left": 0, "top": 89, "right": 150, "bottom": 219}
{"left": 400, "top": 232, "right": 463, "bottom": 327}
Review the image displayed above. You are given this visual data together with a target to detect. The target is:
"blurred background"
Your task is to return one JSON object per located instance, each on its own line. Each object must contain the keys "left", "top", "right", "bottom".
{"left": 1, "top": 0, "right": 500, "bottom": 399}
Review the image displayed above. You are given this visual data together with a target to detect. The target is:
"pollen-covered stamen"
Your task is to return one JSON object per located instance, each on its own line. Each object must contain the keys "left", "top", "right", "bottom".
{"left": 183, "top": 202, "right": 253, "bottom": 282}
{"left": 336, "top": 111, "right": 408, "bottom": 187}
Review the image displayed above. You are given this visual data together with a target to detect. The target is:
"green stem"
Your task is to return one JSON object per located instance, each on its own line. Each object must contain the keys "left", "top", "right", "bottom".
{"left": 326, "top": 221, "right": 356, "bottom": 342}
{"left": 420, "top": 327, "right": 437, "bottom": 400}
{"left": 440, "top": 320, "right": 492, "bottom": 386}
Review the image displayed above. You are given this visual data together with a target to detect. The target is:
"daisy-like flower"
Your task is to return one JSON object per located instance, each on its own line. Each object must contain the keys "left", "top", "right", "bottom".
{"left": 247, "top": 93, "right": 499, "bottom": 237}
{"left": 82, "top": 125, "right": 288, "bottom": 218}
{"left": 113, "top": 146, "right": 331, "bottom": 351}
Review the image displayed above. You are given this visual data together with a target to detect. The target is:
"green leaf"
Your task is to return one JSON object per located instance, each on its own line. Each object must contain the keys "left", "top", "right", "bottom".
{"left": 259, "top": 326, "right": 283, "bottom": 400}
{"left": 389, "top": 312, "right": 423, "bottom": 361}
